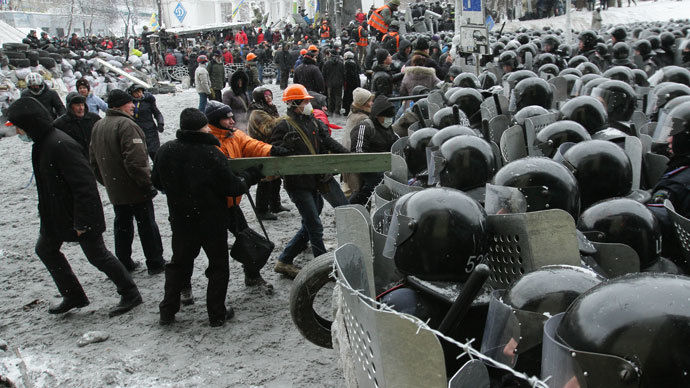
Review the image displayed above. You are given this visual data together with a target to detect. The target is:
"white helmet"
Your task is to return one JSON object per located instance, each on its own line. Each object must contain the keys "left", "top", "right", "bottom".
{"left": 26, "top": 73, "right": 44, "bottom": 95}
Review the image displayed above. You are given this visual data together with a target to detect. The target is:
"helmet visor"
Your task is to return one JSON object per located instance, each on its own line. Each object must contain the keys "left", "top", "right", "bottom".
{"left": 382, "top": 203, "right": 416, "bottom": 260}
{"left": 591, "top": 87, "right": 636, "bottom": 117}
{"left": 480, "top": 290, "right": 549, "bottom": 367}
{"left": 484, "top": 184, "right": 528, "bottom": 215}
{"left": 541, "top": 314, "right": 641, "bottom": 388}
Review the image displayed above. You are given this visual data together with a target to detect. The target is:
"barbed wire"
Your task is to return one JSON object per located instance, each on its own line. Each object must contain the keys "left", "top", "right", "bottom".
{"left": 331, "top": 267, "right": 550, "bottom": 388}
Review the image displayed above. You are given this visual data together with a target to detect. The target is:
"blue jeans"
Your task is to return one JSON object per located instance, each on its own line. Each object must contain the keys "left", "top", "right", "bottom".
{"left": 276, "top": 67, "right": 281, "bottom": 84}
{"left": 198, "top": 93, "right": 208, "bottom": 112}
{"left": 258, "top": 63, "right": 264, "bottom": 82}
{"left": 320, "top": 176, "right": 349, "bottom": 208}
{"left": 278, "top": 189, "right": 326, "bottom": 264}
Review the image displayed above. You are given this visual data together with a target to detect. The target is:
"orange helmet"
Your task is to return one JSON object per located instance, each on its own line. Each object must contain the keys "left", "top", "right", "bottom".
{"left": 246, "top": 53, "right": 257, "bottom": 61}
{"left": 308, "top": 45, "right": 318, "bottom": 52}
{"left": 322, "top": 20, "right": 327, "bottom": 24}
{"left": 282, "top": 84, "right": 314, "bottom": 102}
{"left": 300, "top": 49, "right": 307, "bottom": 55}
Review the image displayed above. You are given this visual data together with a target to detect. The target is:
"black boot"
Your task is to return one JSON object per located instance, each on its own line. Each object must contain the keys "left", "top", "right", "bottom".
{"left": 109, "top": 292, "right": 143, "bottom": 317}
{"left": 48, "top": 297, "right": 90, "bottom": 314}
{"left": 270, "top": 204, "right": 290, "bottom": 213}
{"left": 209, "top": 306, "right": 235, "bottom": 327}
{"left": 256, "top": 211, "right": 278, "bottom": 220}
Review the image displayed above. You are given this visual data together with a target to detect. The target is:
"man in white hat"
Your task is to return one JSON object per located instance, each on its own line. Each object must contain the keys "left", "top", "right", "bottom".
{"left": 340, "top": 87, "right": 374, "bottom": 197}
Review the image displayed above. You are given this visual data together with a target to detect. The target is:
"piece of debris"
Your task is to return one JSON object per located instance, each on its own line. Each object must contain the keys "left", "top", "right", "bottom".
{"left": 77, "top": 331, "right": 109, "bottom": 347}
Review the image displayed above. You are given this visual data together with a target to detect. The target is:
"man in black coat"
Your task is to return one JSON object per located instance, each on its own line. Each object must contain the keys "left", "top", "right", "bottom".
{"left": 21, "top": 73, "right": 66, "bottom": 119}
{"left": 127, "top": 84, "right": 165, "bottom": 160}
{"left": 7, "top": 97, "right": 142, "bottom": 317}
{"left": 152, "top": 108, "right": 264, "bottom": 327}
{"left": 343, "top": 51, "right": 361, "bottom": 116}
{"left": 321, "top": 49, "right": 345, "bottom": 116}
{"left": 293, "top": 52, "right": 326, "bottom": 94}
{"left": 53, "top": 92, "right": 101, "bottom": 156}
{"left": 275, "top": 43, "right": 293, "bottom": 89}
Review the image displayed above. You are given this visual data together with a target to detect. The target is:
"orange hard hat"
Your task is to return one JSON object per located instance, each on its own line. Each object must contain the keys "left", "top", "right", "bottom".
{"left": 282, "top": 84, "right": 314, "bottom": 102}
{"left": 246, "top": 53, "right": 257, "bottom": 61}
{"left": 300, "top": 49, "right": 307, "bottom": 55}
{"left": 308, "top": 45, "right": 318, "bottom": 52}
{"left": 322, "top": 20, "right": 327, "bottom": 24}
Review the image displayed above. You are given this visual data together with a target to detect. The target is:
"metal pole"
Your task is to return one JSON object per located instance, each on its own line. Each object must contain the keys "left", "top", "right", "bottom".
{"left": 565, "top": 0, "right": 572, "bottom": 45}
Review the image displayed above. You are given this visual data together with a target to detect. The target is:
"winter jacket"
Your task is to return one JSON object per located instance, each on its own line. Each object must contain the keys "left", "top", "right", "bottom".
{"left": 322, "top": 56, "right": 345, "bottom": 89}
{"left": 209, "top": 124, "right": 272, "bottom": 206}
{"left": 222, "top": 70, "right": 251, "bottom": 128}
{"left": 245, "top": 62, "right": 261, "bottom": 91}
{"left": 371, "top": 63, "right": 394, "bottom": 97}
{"left": 132, "top": 92, "right": 165, "bottom": 154}
{"left": 195, "top": 64, "right": 212, "bottom": 95}
{"left": 270, "top": 109, "right": 349, "bottom": 192}
{"left": 293, "top": 56, "right": 326, "bottom": 94}
{"left": 404, "top": 50, "right": 446, "bottom": 80}
{"left": 399, "top": 66, "right": 441, "bottom": 97}
{"left": 85, "top": 93, "right": 108, "bottom": 115}
{"left": 208, "top": 59, "right": 226, "bottom": 90}
{"left": 351, "top": 97, "right": 399, "bottom": 153}
{"left": 223, "top": 50, "right": 234, "bottom": 64}
{"left": 247, "top": 88, "right": 280, "bottom": 118}
{"left": 20, "top": 86, "right": 66, "bottom": 119}
{"left": 343, "top": 106, "right": 370, "bottom": 151}
{"left": 8, "top": 97, "right": 106, "bottom": 241}
{"left": 152, "top": 130, "right": 247, "bottom": 232}
{"left": 53, "top": 106, "right": 101, "bottom": 156}
{"left": 89, "top": 108, "right": 154, "bottom": 205}
{"left": 275, "top": 49, "right": 293, "bottom": 70}
{"left": 165, "top": 53, "right": 177, "bottom": 66}
{"left": 344, "top": 58, "right": 361, "bottom": 91}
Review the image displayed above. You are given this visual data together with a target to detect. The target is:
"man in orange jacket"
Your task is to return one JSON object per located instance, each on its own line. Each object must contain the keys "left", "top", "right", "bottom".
{"left": 368, "top": 0, "right": 400, "bottom": 41}
{"left": 177, "top": 101, "right": 292, "bottom": 301}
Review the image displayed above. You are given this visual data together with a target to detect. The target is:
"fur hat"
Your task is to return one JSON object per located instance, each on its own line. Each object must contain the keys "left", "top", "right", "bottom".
{"left": 179, "top": 108, "right": 209, "bottom": 131}
{"left": 352, "top": 88, "right": 372, "bottom": 108}
{"left": 107, "top": 89, "right": 132, "bottom": 108}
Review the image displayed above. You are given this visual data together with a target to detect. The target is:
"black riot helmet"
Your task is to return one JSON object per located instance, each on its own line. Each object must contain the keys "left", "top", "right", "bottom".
{"left": 648, "top": 35, "right": 662, "bottom": 51}
{"left": 481, "top": 265, "right": 604, "bottom": 373}
{"left": 429, "top": 125, "right": 477, "bottom": 147}
{"left": 609, "top": 25, "right": 627, "bottom": 43}
{"left": 516, "top": 43, "right": 537, "bottom": 65}
{"left": 660, "top": 66, "right": 690, "bottom": 87}
{"left": 576, "top": 61, "right": 601, "bottom": 75}
{"left": 561, "top": 73, "right": 580, "bottom": 96}
{"left": 433, "top": 106, "right": 470, "bottom": 129}
{"left": 578, "top": 198, "right": 662, "bottom": 269}
{"left": 447, "top": 65, "right": 463, "bottom": 81}
{"left": 439, "top": 136, "right": 496, "bottom": 191}
{"left": 505, "top": 69, "right": 538, "bottom": 93}
{"left": 452, "top": 73, "right": 481, "bottom": 88}
{"left": 659, "top": 31, "right": 675, "bottom": 49}
{"left": 632, "top": 38, "right": 652, "bottom": 57}
{"left": 513, "top": 105, "right": 550, "bottom": 126}
{"left": 581, "top": 76, "right": 608, "bottom": 96}
{"left": 412, "top": 98, "right": 431, "bottom": 123}
{"left": 571, "top": 73, "right": 603, "bottom": 96}
{"left": 612, "top": 42, "right": 631, "bottom": 60}
{"left": 404, "top": 127, "right": 439, "bottom": 175}
{"left": 443, "top": 87, "right": 461, "bottom": 102}
{"left": 567, "top": 55, "right": 588, "bottom": 68}
{"left": 559, "top": 96, "right": 608, "bottom": 134}
{"left": 541, "top": 34, "right": 560, "bottom": 53}
{"left": 560, "top": 140, "right": 632, "bottom": 209}
{"left": 448, "top": 88, "right": 483, "bottom": 128}
{"left": 535, "top": 120, "right": 591, "bottom": 158}
{"left": 492, "top": 157, "right": 581, "bottom": 220}
{"left": 578, "top": 30, "right": 598, "bottom": 52}
{"left": 499, "top": 50, "right": 519, "bottom": 71}
{"left": 512, "top": 77, "right": 554, "bottom": 112}
{"left": 384, "top": 188, "right": 489, "bottom": 281}
{"left": 590, "top": 80, "right": 637, "bottom": 122}
{"left": 538, "top": 63, "right": 560, "bottom": 79}
{"left": 536, "top": 53, "right": 558, "bottom": 67}
{"left": 516, "top": 33, "right": 530, "bottom": 45}
{"left": 544, "top": 274, "right": 690, "bottom": 388}
{"left": 660, "top": 101, "right": 690, "bottom": 156}
{"left": 646, "top": 82, "right": 690, "bottom": 119}
{"left": 632, "top": 68, "right": 649, "bottom": 87}
{"left": 559, "top": 68, "right": 583, "bottom": 77}
{"left": 603, "top": 65, "right": 634, "bottom": 85}
{"left": 479, "top": 71, "right": 498, "bottom": 89}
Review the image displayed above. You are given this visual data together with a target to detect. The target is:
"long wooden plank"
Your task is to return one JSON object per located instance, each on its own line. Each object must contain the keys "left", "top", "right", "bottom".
{"left": 96, "top": 58, "right": 153, "bottom": 89}
{"left": 227, "top": 153, "right": 392, "bottom": 176}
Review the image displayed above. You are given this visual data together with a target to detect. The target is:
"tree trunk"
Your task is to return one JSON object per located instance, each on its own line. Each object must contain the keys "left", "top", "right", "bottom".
{"left": 66, "top": 0, "right": 76, "bottom": 36}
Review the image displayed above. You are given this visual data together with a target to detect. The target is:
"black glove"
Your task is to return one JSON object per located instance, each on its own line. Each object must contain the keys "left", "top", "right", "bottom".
{"left": 147, "top": 187, "right": 158, "bottom": 199}
{"left": 270, "top": 145, "right": 293, "bottom": 156}
{"left": 239, "top": 164, "right": 265, "bottom": 187}
{"left": 157, "top": 124, "right": 165, "bottom": 133}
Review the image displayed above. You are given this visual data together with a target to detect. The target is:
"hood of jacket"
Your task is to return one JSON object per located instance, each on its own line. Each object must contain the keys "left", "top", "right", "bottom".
{"left": 65, "top": 92, "right": 90, "bottom": 117}
{"left": 7, "top": 97, "right": 53, "bottom": 142}
{"left": 370, "top": 95, "right": 395, "bottom": 119}
{"left": 402, "top": 65, "right": 437, "bottom": 77}
{"left": 230, "top": 69, "right": 249, "bottom": 96}
{"left": 176, "top": 129, "right": 221, "bottom": 146}
{"left": 398, "top": 39, "right": 412, "bottom": 53}
{"left": 302, "top": 55, "right": 318, "bottom": 66}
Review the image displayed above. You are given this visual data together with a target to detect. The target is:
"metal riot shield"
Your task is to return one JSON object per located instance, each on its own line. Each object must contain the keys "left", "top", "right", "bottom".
{"left": 524, "top": 113, "right": 559, "bottom": 156}
{"left": 488, "top": 115, "right": 511, "bottom": 145}
{"left": 371, "top": 200, "right": 403, "bottom": 293}
{"left": 665, "top": 200, "right": 690, "bottom": 271}
{"left": 336, "top": 206, "right": 376, "bottom": 299}
{"left": 448, "top": 360, "right": 490, "bottom": 388}
{"left": 644, "top": 152, "right": 669, "bottom": 187}
{"left": 391, "top": 136, "right": 408, "bottom": 158}
{"left": 389, "top": 154, "right": 409, "bottom": 183}
{"left": 624, "top": 136, "right": 643, "bottom": 190}
{"left": 630, "top": 110, "right": 648, "bottom": 137}
{"left": 499, "top": 125, "right": 527, "bottom": 163}
{"left": 589, "top": 241, "right": 641, "bottom": 277}
{"left": 548, "top": 76, "right": 568, "bottom": 104}
{"left": 428, "top": 89, "right": 446, "bottom": 107}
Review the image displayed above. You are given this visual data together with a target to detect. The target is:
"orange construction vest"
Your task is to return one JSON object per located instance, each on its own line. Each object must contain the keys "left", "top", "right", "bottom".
{"left": 357, "top": 26, "right": 368, "bottom": 47}
{"left": 368, "top": 5, "right": 390, "bottom": 34}
{"left": 382, "top": 31, "right": 400, "bottom": 50}
{"left": 320, "top": 26, "right": 330, "bottom": 38}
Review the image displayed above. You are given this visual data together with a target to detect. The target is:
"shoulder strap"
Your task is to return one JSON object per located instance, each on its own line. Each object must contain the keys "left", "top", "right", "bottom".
{"left": 280, "top": 116, "right": 317, "bottom": 155}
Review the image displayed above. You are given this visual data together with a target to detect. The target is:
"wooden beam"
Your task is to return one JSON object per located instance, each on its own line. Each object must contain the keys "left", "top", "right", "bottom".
{"left": 96, "top": 58, "right": 152, "bottom": 89}
{"left": 227, "top": 153, "right": 392, "bottom": 176}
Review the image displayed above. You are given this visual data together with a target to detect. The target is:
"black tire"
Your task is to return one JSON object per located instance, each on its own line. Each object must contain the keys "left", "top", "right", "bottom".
{"left": 49, "top": 53, "right": 63, "bottom": 62}
{"left": 37, "top": 49, "right": 49, "bottom": 57}
{"left": 38, "top": 57, "right": 56, "bottom": 69}
{"left": 2, "top": 43, "right": 29, "bottom": 51}
{"left": 57, "top": 48, "right": 70, "bottom": 55}
{"left": 5, "top": 52, "right": 26, "bottom": 59}
{"left": 10, "top": 58, "right": 30, "bottom": 68}
{"left": 289, "top": 252, "right": 336, "bottom": 349}
{"left": 26, "top": 51, "right": 39, "bottom": 67}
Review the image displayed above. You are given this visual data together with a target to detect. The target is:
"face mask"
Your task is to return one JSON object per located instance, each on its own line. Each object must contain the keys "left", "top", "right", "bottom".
{"left": 383, "top": 117, "right": 394, "bottom": 127}
{"left": 18, "top": 133, "right": 32, "bottom": 142}
{"left": 302, "top": 102, "right": 313, "bottom": 116}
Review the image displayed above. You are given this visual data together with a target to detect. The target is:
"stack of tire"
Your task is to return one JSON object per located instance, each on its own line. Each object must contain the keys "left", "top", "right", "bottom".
{"left": 2, "top": 42, "right": 62, "bottom": 70}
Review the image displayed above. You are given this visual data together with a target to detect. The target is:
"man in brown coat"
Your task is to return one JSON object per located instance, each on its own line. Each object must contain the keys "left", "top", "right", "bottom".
{"left": 90, "top": 89, "right": 166, "bottom": 275}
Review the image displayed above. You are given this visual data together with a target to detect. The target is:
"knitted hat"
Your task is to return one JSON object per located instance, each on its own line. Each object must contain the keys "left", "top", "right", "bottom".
{"left": 107, "top": 89, "right": 132, "bottom": 108}
{"left": 76, "top": 78, "right": 90, "bottom": 91}
{"left": 204, "top": 100, "right": 234, "bottom": 128}
{"left": 352, "top": 87, "right": 372, "bottom": 108}
{"left": 375, "top": 49, "right": 390, "bottom": 64}
{"left": 370, "top": 94, "right": 395, "bottom": 118}
{"left": 180, "top": 108, "right": 209, "bottom": 131}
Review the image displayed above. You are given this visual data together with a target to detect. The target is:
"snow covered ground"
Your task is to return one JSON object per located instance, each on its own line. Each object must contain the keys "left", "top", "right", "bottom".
{"left": 0, "top": 84, "right": 348, "bottom": 387}
{"left": 1, "top": 1, "right": 689, "bottom": 386}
